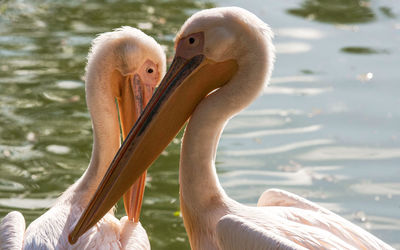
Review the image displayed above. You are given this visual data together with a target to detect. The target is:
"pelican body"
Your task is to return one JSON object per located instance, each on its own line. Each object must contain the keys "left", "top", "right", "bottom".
{"left": 69, "top": 8, "right": 394, "bottom": 250}
{"left": 0, "top": 26, "right": 166, "bottom": 249}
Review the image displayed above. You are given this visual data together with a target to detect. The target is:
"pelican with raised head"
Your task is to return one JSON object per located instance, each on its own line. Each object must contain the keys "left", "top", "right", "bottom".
{"left": 69, "top": 7, "right": 394, "bottom": 250}
{"left": 0, "top": 26, "right": 166, "bottom": 249}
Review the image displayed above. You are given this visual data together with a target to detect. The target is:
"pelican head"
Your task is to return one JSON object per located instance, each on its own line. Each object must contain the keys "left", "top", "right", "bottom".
{"left": 176, "top": 7, "right": 273, "bottom": 66}
{"left": 86, "top": 26, "right": 165, "bottom": 141}
{"left": 69, "top": 7, "right": 274, "bottom": 243}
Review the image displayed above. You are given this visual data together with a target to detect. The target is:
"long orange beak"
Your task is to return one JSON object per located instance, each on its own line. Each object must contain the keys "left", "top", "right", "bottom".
{"left": 118, "top": 74, "right": 156, "bottom": 222}
{"left": 68, "top": 54, "right": 238, "bottom": 244}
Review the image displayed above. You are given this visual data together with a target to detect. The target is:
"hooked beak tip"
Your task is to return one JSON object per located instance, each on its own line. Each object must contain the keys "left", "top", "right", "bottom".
{"left": 68, "top": 233, "right": 76, "bottom": 245}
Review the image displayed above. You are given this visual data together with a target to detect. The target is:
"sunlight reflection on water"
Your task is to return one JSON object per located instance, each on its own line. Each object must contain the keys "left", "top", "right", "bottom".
{"left": 299, "top": 146, "right": 400, "bottom": 161}
{"left": 224, "top": 139, "right": 334, "bottom": 156}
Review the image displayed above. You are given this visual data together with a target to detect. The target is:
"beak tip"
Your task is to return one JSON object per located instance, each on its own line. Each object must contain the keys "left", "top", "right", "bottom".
{"left": 69, "top": 225, "right": 84, "bottom": 245}
{"left": 68, "top": 233, "right": 77, "bottom": 245}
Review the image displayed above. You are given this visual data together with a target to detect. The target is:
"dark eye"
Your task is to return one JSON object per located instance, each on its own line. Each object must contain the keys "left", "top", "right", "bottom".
{"left": 147, "top": 68, "right": 154, "bottom": 74}
{"left": 189, "top": 37, "right": 195, "bottom": 44}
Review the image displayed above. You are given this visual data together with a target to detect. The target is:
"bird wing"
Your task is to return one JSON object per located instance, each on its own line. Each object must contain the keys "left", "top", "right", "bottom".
{"left": 256, "top": 189, "right": 394, "bottom": 249}
{"left": 257, "top": 188, "right": 331, "bottom": 214}
{"left": 0, "top": 211, "right": 25, "bottom": 250}
{"left": 216, "top": 214, "right": 307, "bottom": 250}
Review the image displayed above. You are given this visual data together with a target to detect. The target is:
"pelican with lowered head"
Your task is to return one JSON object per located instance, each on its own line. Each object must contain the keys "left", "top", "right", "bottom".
{"left": 69, "top": 7, "right": 393, "bottom": 250}
{"left": 0, "top": 26, "right": 165, "bottom": 249}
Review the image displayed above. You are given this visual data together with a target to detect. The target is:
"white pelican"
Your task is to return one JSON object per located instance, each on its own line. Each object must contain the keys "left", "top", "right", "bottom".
{"left": 68, "top": 7, "right": 394, "bottom": 250}
{"left": 0, "top": 26, "right": 166, "bottom": 249}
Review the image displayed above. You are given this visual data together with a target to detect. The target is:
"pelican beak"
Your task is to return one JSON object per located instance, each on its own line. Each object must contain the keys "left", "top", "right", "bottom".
{"left": 68, "top": 54, "right": 238, "bottom": 244}
{"left": 118, "top": 74, "right": 156, "bottom": 223}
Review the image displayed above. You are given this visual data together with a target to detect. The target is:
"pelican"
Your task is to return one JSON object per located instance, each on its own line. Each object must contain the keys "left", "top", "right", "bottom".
{"left": 0, "top": 26, "right": 166, "bottom": 249}
{"left": 68, "top": 7, "right": 394, "bottom": 250}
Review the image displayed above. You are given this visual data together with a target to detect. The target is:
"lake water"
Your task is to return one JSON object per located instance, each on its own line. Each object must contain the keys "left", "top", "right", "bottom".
{"left": 0, "top": 0, "right": 399, "bottom": 249}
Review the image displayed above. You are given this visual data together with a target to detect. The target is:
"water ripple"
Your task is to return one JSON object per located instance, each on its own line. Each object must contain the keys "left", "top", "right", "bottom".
{"left": 225, "top": 125, "right": 322, "bottom": 139}
{"left": 224, "top": 139, "right": 334, "bottom": 156}
{"left": 298, "top": 146, "right": 400, "bottom": 161}
{"left": 275, "top": 42, "right": 311, "bottom": 54}
{"left": 264, "top": 86, "right": 332, "bottom": 96}
{"left": 56, "top": 80, "right": 84, "bottom": 89}
{"left": 0, "top": 198, "right": 55, "bottom": 210}
{"left": 222, "top": 169, "right": 313, "bottom": 187}
{"left": 241, "top": 109, "right": 304, "bottom": 116}
{"left": 350, "top": 182, "right": 400, "bottom": 196}
{"left": 0, "top": 179, "right": 24, "bottom": 191}
{"left": 276, "top": 27, "right": 324, "bottom": 40}
{"left": 226, "top": 117, "right": 287, "bottom": 130}
{"left": 270, "top": 75, "right": 318, "bottom": 85}
{"left": 0, "top": 144, "right": 43, "bottom": 161}
{"left": 46, "top": 145, "right": 71, "bottom": 155}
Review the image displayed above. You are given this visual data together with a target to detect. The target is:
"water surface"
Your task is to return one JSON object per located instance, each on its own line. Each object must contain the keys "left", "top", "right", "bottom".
{"left": 1, "top": 0, "right": 399, "bottom": 248}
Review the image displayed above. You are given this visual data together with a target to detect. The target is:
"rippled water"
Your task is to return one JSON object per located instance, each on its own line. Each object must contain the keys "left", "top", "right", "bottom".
{"left": 1, "top": 0, "right": 399, "bottom": 249}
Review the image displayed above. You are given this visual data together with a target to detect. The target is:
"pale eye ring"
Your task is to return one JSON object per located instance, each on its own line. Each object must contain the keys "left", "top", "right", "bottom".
{"left": 147, "top": 68, "right": 154, "bottom": 74}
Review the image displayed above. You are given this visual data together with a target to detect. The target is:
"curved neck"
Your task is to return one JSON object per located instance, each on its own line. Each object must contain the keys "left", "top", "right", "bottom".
{"left": 179, "top": 33, "right": 272, "bottom": 212}
{"left": 71, "top": 54, "right": 122, "bottom": 207}
{"left": 179, "top": 99, "right": 228, "bottom": 208}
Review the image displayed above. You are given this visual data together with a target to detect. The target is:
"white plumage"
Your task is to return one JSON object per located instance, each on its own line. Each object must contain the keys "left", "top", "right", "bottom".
{"left": 217, "top": 214, "right": 307, "bottom": 250}
{"left": 214, "top": 189, "right": 390, "bottom": 249}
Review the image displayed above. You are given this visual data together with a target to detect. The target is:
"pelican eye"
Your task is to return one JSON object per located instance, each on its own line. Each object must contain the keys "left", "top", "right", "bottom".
{"left": 189, "top": 37, "right": 195, "bottom": 44}
{"left": 147, "top": 68, "right": 154, "bottom": 74}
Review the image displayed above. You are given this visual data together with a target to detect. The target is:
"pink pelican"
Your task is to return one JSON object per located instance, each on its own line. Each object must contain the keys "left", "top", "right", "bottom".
{"left": 0, "top": 26, "right": 166, "bottom": 249}
{"left": 68, "top": 7, "right": 394, "bottom": 250}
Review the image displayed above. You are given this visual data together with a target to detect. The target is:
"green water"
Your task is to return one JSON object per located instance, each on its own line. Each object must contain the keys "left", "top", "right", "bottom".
{"left": 0, "top": 0, "right": 399, "bottom": 249}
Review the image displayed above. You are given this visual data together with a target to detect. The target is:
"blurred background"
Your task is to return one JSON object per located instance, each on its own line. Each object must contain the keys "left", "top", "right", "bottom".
{"left": 0, "top": 0, "right": 399, "bottom": 248}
